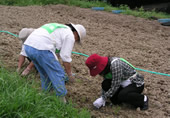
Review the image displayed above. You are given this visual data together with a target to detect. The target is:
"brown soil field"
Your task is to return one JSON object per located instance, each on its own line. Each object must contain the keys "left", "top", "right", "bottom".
{"left": 0, "top": 4, "right": 170, "bottom": 118}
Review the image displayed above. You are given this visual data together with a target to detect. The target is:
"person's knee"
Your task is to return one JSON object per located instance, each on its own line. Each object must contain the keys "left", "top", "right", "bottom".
{"left": 117, "top": 90, "right": 127, "bottom": 102}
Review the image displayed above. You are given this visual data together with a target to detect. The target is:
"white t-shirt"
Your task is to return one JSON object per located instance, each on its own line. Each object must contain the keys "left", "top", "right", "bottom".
{"left": 120, "top": 79, "right": 132, "bottom": 88}
{"left": 20, "top": 45, "right": 27, "bottom": 57}
{"left": 24, "top": 24, "right": 75, "bottom": 62}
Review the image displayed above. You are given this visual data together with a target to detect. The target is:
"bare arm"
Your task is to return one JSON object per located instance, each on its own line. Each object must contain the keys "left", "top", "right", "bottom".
{"left": 63, "top": 62, "right": 74, "bottom": 82}
{"left": 63, "top": 62, "right": 72, "bottom": 76}
{"left": 18, "top": 55, "right": 25, "bottom": 69}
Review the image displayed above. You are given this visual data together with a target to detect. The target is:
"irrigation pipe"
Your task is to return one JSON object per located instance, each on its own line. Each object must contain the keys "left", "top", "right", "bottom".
{"left": 0, "top": 30, "right": 18, "bottom": 37}
{"left": 1, "top": 30, "right": 170, "bottom": 77}
{"left": 71, "top": 52, "right": 170, "bottom": 77}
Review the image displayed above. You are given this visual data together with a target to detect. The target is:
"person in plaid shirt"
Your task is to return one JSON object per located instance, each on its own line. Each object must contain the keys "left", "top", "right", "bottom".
{"left": 85, "top": 54, "right": 149, "bottom": 110}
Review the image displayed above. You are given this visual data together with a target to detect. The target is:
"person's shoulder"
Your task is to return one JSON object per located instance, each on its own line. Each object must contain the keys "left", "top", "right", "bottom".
{"left": 109, "top": 57, "right": 119, "bottom": 61}
{"left": 110, "top": 57, "right": 121, "bottom": 65}
{"left": 58, "top": 27, "right": 74, "bottom": 37}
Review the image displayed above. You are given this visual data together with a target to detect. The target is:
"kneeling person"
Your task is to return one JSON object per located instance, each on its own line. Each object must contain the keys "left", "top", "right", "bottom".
{"left": 85, "top": 54, "right": 149, "bottom": 110}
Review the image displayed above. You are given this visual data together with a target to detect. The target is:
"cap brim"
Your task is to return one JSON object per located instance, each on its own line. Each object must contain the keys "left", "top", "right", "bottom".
{"left": 90, "top": 68, "right": 101, "bottom": 76}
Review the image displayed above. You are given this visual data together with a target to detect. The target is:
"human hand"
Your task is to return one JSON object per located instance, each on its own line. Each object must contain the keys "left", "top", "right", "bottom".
{"left": 93, "top": 97, "right": 105, "bottom": 109}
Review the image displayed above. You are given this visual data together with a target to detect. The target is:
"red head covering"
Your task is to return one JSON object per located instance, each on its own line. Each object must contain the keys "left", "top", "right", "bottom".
{"left": 85, "top": 54, "right": 108, "bottom": 76}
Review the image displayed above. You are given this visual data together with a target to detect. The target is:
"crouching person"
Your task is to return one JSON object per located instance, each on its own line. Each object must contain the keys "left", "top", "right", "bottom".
{"left": 17, "top": 28, "right": 35, "bottom": 76}
{"left": 24, "top": 23, "right": 86, "bottom": 103}
{"left": 85, "top": 54, "right": 149, "bottom": 110}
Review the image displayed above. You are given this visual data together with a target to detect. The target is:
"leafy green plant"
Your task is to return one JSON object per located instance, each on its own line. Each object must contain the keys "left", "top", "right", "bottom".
{"left": 119, "top": 4, "right": 130, "bottom": 10}
{"left": 112, "top": 105, "right": 121, "bottom": 115}
{"left": 75, "top": 78, "right": 82, "bottom": 83}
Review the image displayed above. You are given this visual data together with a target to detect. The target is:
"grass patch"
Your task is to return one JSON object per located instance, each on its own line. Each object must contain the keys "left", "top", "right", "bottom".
{"left": 0, "top": 0, "right": 169, "bottom": 19}
{"left": 118, "top": 5, "right": 170, "bottom": 19}
{"left": 0, "top": 0, "right": 109, "bottom": 7}
{"left": 0, "top": 66, "right": 91, "bottom": 118}
{"left": 112, "top": 105, "right": 121, "bottom": 115}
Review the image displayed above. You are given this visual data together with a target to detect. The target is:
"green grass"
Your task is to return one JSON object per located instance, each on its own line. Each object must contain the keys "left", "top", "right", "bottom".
{"left": 0, "top": 66, "right": 91, "bottom": 118}
{"left": 118, "top": 5, "right": 170, "bottom": 19}
{"left": 0, "top": 0, "right": 169, "bottom": 19}
{"left": 112, "top": 105, "right": 121, "bottom": 115}
{"left": 0, "top": 0, "right": 109, "bottom": 7}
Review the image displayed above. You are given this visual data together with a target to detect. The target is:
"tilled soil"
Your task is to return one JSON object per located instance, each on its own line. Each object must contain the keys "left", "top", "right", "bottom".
{"left": 0, "top": 4, "right": 170, "bottom": 118}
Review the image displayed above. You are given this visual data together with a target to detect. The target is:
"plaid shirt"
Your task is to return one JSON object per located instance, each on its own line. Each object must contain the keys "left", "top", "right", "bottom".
{"left": 102, "top": 57, "right": 144, "bottom": 100}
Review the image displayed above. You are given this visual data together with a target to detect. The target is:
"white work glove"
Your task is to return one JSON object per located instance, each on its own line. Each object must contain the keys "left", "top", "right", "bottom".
{"left": 93, "top": 97, "right": 106, "bottom": 109}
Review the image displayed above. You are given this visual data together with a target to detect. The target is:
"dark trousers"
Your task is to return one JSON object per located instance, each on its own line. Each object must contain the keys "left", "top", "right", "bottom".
{"left": 102, "top": 79, "right": 144, "bottom": 108}
{"left": 26, "top": 57, "right": 31, "bottom": 62}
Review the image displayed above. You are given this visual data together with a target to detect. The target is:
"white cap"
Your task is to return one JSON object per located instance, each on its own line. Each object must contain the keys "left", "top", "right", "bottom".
{"left": 19, "top": 28, "right": 34, "bottom": 42}
{"left": 70, "top": 23, "right": 86, "bottom": 43}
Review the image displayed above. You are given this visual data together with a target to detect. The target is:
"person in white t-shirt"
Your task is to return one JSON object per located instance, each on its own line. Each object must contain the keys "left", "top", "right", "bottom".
{"left": 17, "top": 28, "right": 35, "bottom": 76}
{"left": 24, "top": 23, "right": 86, "bottom": 103}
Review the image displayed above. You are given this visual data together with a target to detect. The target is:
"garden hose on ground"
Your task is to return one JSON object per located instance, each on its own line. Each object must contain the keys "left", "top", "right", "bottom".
{"left": 0, "top": 30, "right": 18, "bottom": 37}
{"left": 0, "top": 30, "right": 170, "bottom": 77}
